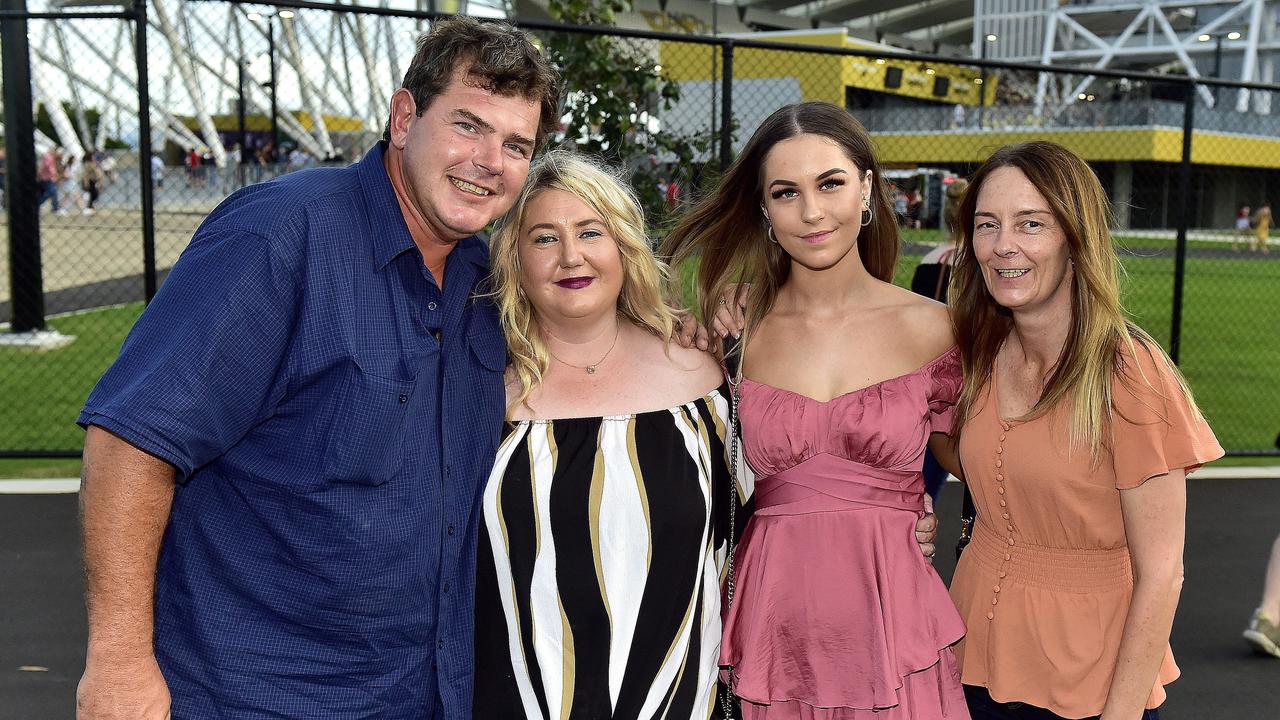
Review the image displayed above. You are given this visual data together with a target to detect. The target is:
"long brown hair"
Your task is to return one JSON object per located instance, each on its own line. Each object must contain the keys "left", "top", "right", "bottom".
{"left": 950, "top": 140, "right": 1200, "bottom": 453}
{"left": 661, "top": 102, "right": 898, "bottom": 349}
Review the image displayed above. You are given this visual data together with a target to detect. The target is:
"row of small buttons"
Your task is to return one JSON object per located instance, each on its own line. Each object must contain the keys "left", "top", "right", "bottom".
{"left": 988, "top": 420, "right": 1015, "bottom": 621}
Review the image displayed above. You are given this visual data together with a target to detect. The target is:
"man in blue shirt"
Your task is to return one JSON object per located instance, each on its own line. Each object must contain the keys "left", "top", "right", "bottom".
{"left": 75, "top": 17, "right": 559, "bottom": 719}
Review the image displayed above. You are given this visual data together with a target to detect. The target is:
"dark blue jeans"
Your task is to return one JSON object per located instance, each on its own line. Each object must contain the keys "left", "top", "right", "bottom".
{"left": 965, "top": 685, "right": 1162, "bottom": 720}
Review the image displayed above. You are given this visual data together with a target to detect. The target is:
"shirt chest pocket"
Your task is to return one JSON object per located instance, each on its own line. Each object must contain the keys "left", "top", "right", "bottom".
{"left": 322, "top": 351, "right": 423, "bottom": 486}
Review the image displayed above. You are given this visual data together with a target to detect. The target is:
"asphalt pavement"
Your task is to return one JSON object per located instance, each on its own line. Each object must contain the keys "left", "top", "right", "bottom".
{"left": 1, "top": 478, "right": 1276, "bottom": 718}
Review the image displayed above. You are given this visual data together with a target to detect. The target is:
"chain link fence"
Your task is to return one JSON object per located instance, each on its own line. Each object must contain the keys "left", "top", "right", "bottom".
{"left": 2, "top": 1, "right": 1278, "bottom": 455}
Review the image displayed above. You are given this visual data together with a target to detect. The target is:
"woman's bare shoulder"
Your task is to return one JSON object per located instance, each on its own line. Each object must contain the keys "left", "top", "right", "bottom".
{"left": 876, "top": 284, "right": 956, "bottom": 360}
{"left": 637, "top": 335, "right": 724, "bottom": 402}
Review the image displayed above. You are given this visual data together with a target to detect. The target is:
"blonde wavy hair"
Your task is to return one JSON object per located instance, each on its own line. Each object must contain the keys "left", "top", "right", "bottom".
{"left": 950, "top": 140, "right": 1201, "bottom": 456}
{"left": 489, "top": 149, "right": 683, "bottom": 417}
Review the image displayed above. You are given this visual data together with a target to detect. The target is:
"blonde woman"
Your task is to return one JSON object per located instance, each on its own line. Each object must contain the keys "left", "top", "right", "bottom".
{"left": 472, "top": 151, "right": 743, "bottom": 719}
{"left": 946, "top": 141, "right": 1224, "bottom": 720}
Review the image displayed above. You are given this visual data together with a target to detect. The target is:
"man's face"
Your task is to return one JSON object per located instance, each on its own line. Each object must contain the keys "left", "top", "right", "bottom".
{"left": 388, "top": 68, "right": 541, "bottom": 242}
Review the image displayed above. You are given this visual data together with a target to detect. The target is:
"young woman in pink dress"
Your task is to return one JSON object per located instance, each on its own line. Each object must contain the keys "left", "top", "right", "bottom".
{"left": 664, "top": 102, "right": 969, "bottom": 720}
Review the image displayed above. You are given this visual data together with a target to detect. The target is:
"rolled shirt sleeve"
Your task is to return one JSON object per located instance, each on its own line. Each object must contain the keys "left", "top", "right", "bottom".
{"left": 79, "top": 222, "right": 302, "bottom": 479}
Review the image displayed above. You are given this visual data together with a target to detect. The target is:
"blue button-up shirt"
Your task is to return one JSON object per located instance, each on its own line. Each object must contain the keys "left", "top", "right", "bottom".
{"left": 79, "top": 143, "right": 507, "bottom": 719}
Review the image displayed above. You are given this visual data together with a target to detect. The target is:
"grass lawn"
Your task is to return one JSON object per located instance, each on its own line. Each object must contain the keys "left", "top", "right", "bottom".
{"left": 1, "top": 303, "right": 143, "bottom": 454}
{"left": 2, "top": 244, "right": 1277, "bottom": 461}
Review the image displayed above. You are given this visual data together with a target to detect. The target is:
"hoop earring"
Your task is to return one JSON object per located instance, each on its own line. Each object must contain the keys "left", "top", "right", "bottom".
{"left": 767, "top": 226, "right": 778, "bottom": 244}
{"left": 860, "top": 197, "right": 873, "bottom": 227}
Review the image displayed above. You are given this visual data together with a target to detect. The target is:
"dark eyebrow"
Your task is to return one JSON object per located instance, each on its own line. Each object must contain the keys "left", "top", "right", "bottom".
{"left": 453, "top": 109, "right": 493, "bottom": 132}
{"left": 455, "top": 108, "right": 535, "bottom": 150}
{"left": 768, "top": 167, "right": 847, "bottom": 190}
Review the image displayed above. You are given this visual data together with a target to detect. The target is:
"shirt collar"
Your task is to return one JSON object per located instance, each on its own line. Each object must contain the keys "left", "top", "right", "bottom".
{"left": 358, "top": 141, "right": 491, "bottom": 273}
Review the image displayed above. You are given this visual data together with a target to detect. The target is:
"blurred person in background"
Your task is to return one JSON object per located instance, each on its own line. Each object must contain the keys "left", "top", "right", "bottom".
{"left": 1233, "top": 203, "right": 1251, "bottom": 251}
{"left": 911, "top": 177, "right": 969, "bottom": 501}
{"left": 946, "top": 141, "right": 1223, "bottom": 720}
{"left": 1243, "top": 532, "right": 1280, "bottom": 658}
{"left": 37, "top": 146, "right": 63, "bottom": 213}
{"left": 60, "top": 152, "right": 86, "bottom": 215}
{"left": 1252, "top": 202, "right": 1271, "bottom": 253}
{"left": 81, "top": 153, "right": 106, "bottom": 215}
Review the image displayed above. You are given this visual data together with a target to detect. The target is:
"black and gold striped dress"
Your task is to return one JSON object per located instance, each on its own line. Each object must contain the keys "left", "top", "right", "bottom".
{"left": 474, "top": 387, "right": 748, "bottom": 720}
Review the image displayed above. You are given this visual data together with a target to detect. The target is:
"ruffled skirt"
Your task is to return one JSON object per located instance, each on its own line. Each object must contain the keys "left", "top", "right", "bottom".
{"left": 721, "top": 506, "right": 969, "bottom": 720}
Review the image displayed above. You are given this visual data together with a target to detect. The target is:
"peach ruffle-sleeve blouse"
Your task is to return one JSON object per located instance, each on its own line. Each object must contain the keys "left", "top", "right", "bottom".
{"left": 948, "top": 342, "right": 1223, "bottom": 719}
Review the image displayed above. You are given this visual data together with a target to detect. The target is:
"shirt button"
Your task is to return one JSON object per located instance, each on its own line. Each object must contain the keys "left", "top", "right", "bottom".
{"left": 1002, "top": 513, "right": 1010, "bottom": 520}
{"left": 999, "top": 499, "right": 1007, "bottom": 507}
{"left": 437, "top": 639, "right": 445, "bottom": 649}
{"left": 447, "top": 524, "right": 456, "bottom": 536}
{"left": 443, "top": 582, "right": 450, "bottom": 593}
{"left": 1004, "top": 553, "right": 1011, "bottom": 561}
{"left": 999, "top": 434, "right": 1006, "bottom": 442}
{"left": 1007, "top": 537, "right": 1015, "bottom": 546}
{"left": 428, "top": 301, "right": 438, "bottom": 311}
{"left": 1007, "top": 524, "right": 1014, "bottom": 532}
{"left": 987, "top": 611, "right": 995, "bottom": 620}
{"left": 996, "top": 447, "right": 1003, "bottom": 454}
{"left": 996, "top": 474, "right": 1004, "bottom": 481}
{"left": 995, "top": 459, "right": 1003, "bottom": 468}
{"left": 399, "top": 393, "right": 408, "bottom": 404}
{"left": 997, "top": 487, "right": 1005, "bottom": 495}
{"left": 993, "top": 585, "right": 1001, "bottom": 593}
{"left": 999, "top": 571, "right": 1007, "bottom": 578}
{"left": 991, "top": 598, "right": 999, "bottom": 606}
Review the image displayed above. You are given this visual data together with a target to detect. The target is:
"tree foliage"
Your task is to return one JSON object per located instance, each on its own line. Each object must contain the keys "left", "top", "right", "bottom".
{"left": 542, "top": 0, "right": 720, "bottom": 229}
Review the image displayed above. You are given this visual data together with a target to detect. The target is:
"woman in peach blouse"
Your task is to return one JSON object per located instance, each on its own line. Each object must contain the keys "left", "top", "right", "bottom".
{"left": 946, "top": 141, "right": 1223, "bottom": 720}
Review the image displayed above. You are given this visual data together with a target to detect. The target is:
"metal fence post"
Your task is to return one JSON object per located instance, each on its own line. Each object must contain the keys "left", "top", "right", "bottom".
{"left": 134, "top": 0, "right": 157, "bottom": 302}
{"left": 719, "top": 39, "right": 733, "bottom": 172}
{"left": 1169, "top": 80, "right": 1195, "bottom": 364}
{"left": 2, "top": 0, "right": 46, "bottom": 333}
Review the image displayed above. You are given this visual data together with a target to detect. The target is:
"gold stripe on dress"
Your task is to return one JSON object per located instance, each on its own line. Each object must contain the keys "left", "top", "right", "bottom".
{"left": 559, "top": 599, "right": 576, "bottom": 720}
{"left": 589, "top": 422, "right": 613, "bottom": 631}
{"left": 626, "top": 416, "right": 653, "bottom": 573}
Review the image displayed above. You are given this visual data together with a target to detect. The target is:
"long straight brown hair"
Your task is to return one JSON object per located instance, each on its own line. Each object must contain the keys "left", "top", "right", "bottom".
{"left": 950, "top": 140, "right": 1201, "bottom": 454}
{"left": 661, "top": 102, "right": 898, "bottom": 349}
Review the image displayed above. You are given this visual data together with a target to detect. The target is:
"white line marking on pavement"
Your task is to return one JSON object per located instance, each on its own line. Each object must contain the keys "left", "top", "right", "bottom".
{"left": 0, "top": 479, "right": 81, "bottom": 494}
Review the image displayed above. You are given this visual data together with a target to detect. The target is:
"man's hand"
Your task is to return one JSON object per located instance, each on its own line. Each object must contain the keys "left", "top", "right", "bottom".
{"left": 916, "top": 494, "right": 938, "bottom": 561}
{"left": 674, "top": 311, "right": 714, "bottom": 352}
{"left": 77, "top": 654, "right": 171, "bottom": 719}
{"left": 711, "top": 284, "right": 750, "bottom": 340}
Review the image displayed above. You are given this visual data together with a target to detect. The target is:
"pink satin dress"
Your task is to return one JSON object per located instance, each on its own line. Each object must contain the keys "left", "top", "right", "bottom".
{"left": 721, "top": 348, "right": 969, "bottom": 720}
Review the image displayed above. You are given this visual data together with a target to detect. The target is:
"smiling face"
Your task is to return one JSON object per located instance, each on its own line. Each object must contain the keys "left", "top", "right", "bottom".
{"left": 972, "top": 166, "right": 1074, "bottom": 317}
{"left": 518, "top": 189, "right": 625, "bottom": 325}
{"left": 760, "top": 134, "right": 872, "bottom": 272}
{"left": 389, "top": 67, "right": 541, "bottom": 242}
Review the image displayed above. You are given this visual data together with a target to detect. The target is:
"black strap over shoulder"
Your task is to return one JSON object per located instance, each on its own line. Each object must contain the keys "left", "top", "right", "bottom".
{"left": 722, "top": 334, "right": 743, "bottom": 381}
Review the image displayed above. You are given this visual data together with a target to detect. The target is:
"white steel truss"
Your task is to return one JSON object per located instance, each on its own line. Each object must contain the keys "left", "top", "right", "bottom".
{"left": 23, "top": 0, "right": 507, "bottom": 166}
{"left": 975, "top": 0, "right": 1278, "bottom": 118}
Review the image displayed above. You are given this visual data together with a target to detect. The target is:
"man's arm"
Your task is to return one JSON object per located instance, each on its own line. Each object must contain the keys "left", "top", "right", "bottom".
{"left": 77, "top": 425, "right": 176, "bottom": 720}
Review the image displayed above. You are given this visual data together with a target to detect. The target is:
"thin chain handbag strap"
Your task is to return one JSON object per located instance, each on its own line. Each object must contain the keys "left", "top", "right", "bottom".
{"left": 719, "top": 327, "right": 746, "bottom": 720}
